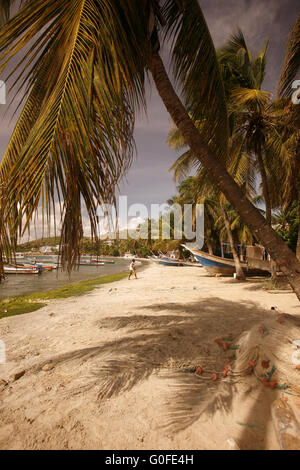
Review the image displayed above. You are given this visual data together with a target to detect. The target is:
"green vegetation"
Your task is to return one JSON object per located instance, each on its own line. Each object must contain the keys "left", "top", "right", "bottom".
{"left": 16, "top": 237, "right": 61, "bottom": 253}
{"left": 273, "top": 201, "right": 299, "bottom": 255}
{"left": 0, "top": 272, "right": 128, "bottom": 319}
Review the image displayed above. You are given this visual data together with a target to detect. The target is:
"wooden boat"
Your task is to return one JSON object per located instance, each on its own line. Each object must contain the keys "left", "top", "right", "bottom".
{"left": 4, "top": 264, "right": 41, "bottom": 274}
{"left": 27, "top": 261, "right": 56, "bottom": 271}
{"left": 159, "top": 257, "right": 184, "bottom": 267}
{"left": 182, "top": 245, "right": 270, "bottom": 276}
{"left": 91, "top": 259, "right": 115, "bottom": 264}
{"left": 182, "top": 246, "right": 244, "bottom": 276}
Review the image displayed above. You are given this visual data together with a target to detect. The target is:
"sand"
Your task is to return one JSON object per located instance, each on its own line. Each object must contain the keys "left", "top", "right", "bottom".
{"left": 0, "top": 262, "right": 299, "bottom": 450}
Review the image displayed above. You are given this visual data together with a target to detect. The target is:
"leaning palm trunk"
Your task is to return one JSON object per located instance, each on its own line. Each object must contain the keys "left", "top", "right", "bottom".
{"left": 256, "top": 146, "right": 277, "bottom": 278}
{"left": 149, "top": 51, "right": 300, "bottom": 300}
{"left": 256, "top": 147, "right": 272, "bottom": 226}
{"left": 297, "top": 192, "right": 300, "bottom": 261}
{"left": 220, "top": 202, "right": 246, "bottom": 280}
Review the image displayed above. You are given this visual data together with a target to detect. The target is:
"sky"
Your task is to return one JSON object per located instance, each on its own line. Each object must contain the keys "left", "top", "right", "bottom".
{"left": 0, "top": 0, "right": 299, "bottom": 238}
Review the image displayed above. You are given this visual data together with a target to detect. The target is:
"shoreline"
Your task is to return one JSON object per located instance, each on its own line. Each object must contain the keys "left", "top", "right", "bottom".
{"left": 0, "top": 271, "right": 131, "bottom": 320}
{"left": 0, "top": 263, "right": 299, "bottom": 449}
{"left": 0, "top": 261, "right": 151, "bottom": 318}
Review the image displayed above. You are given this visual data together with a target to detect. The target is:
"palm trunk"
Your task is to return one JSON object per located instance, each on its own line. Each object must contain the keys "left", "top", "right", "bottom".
{"left": 297, "top": 192, "right": 300, "bottom": 261}
{"left": 149, "top": 51, "right": 300, "bottom": 300}
{"left": 256, "top": 148, "right": 272, "bottom": 225}
{"left": 220, "top": 202, "right": 246, "bottom": 280}
{"left": 256, "top": 147, "right": 277, "bottom": 278}
{"left": 206, "top": 238, "right": 214, "bottom": 255}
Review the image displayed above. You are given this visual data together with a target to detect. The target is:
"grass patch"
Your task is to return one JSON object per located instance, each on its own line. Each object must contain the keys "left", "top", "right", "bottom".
{"left": 0, "top": 271, "right": 128, "bottom": 320}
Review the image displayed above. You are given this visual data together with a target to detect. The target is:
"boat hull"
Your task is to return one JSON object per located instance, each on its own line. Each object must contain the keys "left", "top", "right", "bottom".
{"left": 191, "top": 253, "right": 236, "bottom": 276}
{"left": 4, "top": 265, "right": 40, "bottom": 274}
{"left": 159, "top": 257, "right": 184, "bottom": 267}
{"left": 182, "top": 246, "right": 244, "bottom": 276}
{"left": 182, "top": 245, "right": 270, "bottom": 277}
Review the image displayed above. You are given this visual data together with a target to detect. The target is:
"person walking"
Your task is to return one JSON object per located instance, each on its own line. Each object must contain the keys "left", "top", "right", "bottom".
{"left": 128, "top": 259, "right": 138, "bottom": 280}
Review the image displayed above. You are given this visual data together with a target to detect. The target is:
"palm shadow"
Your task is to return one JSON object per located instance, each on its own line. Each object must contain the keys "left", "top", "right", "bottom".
{"left": 28, "top": 296, "right": 278, "bottom": 448}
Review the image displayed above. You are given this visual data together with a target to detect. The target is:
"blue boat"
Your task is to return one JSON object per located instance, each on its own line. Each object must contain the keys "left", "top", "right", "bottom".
{"left": 182, "top": 245, "right": 271, "bottom": 277}
{"left": 159, "top": 257, "right": 184, "bottom": 267}
{"left": 181, "top": 245, "right": 246, "bottom": 276}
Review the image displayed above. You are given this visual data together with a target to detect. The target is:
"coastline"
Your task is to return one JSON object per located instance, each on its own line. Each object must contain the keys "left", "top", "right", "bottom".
{"left": 0, "top": 260, "right": 151, "bottom": 319}
{"left": 0, "top": 262, "right": 299, "bottom": 449}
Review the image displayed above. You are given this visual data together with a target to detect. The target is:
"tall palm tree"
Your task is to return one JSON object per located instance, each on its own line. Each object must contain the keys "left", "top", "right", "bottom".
{"left": 276, "top": 14, "right": 300, "bottom": 260}
{"left": 168, "top": 139, "right": 253, "bottom": 279}
{"left": 218, "top": 30, "right": 288, "bottom": 227}
{"left": 169, "top": 176, "right": 221, "bottom": 256}
{"left": 0, "top": 1, "right": 300, "bottom": 297}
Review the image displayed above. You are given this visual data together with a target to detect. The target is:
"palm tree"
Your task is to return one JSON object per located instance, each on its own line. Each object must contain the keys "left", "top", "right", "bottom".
{"left": 218, "top": 31, "right": 291, "bottom": 227}
{"left": 0, "top": 1, "right": 300, "bottom": 297}
{"left": 276, "top": 14, "right": 300, "bottom": 259}
{"left": 169, "top": 176, "right": 220, "bottom": 256}
{"left": 168, "top": 142, "right": 251, "bottom": 279}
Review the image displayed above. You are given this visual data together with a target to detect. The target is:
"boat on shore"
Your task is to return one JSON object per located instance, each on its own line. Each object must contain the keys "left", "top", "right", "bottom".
{"left": 91, "top": 259, "right": 115, "bottom": 264}
{"left": 182, "top": 245, "right": 270, "bottom": 277}
{"left": 159, "top": 257, "right": 185, "bottom": 267}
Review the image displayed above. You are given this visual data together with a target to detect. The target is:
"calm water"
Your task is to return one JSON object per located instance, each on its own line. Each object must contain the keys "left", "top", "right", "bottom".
{"left": 0, "top": 256, "right": 144, "bottom": 299}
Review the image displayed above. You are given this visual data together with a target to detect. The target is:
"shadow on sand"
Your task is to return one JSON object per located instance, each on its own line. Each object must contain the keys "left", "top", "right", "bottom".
{"left": 32, "top": 296, "right": 281, "bottom": 448}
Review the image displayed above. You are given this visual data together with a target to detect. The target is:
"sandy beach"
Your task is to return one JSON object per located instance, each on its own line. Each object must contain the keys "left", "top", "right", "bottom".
{"left": 0, "top": 262, "right": 299, "bottom": 450}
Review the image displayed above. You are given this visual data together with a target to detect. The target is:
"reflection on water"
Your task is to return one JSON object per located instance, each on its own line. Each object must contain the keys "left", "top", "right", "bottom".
{"left": 0, "top": 256, "right": 140, "bottom": 299}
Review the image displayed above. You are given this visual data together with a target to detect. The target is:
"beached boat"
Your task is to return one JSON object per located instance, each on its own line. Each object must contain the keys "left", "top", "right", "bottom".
{"left": 182, "top": 245, "right": 270, "bottom": 276}
{"left": 181, "top": 245, "right": 245, "bottom": 276}
{"left": 159, "top": 257, "right": 184, "bottom": 267}
{"left": 91, "top": 259, "right": 115, "bottom": 264}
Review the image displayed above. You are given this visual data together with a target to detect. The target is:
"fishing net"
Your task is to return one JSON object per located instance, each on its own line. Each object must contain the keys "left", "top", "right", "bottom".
{"left": 233, "top": 312, "right": 300, "bottom": 397}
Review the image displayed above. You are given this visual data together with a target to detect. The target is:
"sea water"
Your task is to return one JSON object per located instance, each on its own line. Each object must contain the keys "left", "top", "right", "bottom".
{"left": 0, "top": 256, "right": 143, "bottom": 299}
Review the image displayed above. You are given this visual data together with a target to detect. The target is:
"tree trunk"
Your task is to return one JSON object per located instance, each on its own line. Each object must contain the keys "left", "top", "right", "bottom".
{"left": 297, "top": 192, "right": 300, "bottom": 261}
{"left": 220, "top": 202, "right": 246, "bottom": 280}
{"left": 149, "top": 51, "right": 300, "bottom": 300}
{"left": 256, "top": 148, "right": 272, "bottom": 225}
{"left": 206, "top": 238, "right": 214, "bottom": 255}
{"left": 256, "top": 148, "right": 277, "bottom": 278}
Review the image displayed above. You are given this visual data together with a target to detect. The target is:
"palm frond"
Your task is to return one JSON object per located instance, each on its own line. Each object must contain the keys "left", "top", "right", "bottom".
{"left": 278, "top": 13, "right": 300, "bottom": 97}
{"left": 162, "top": 0, "right": 229, "bottom": 162}
{"left": 0, "top": 0, "right": 150, "bottom": 272}
{"left": 231, "top": 87, "right": 271, "bottom": 109}
{"left": 252, "top": 40, "right": 269, "bottom": 89}
{"left": 167, "top": 122, "right": 186, "bottom": 151}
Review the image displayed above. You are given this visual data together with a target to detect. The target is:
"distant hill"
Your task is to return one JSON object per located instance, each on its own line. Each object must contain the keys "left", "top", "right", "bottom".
{"left": 17, "top": 237, "right": 61, "bottom": 251}
{"left": 17, "top": 237, "right": 91, "bottom": 252}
